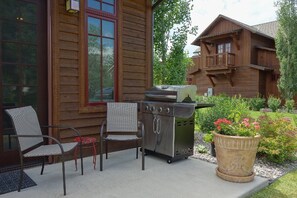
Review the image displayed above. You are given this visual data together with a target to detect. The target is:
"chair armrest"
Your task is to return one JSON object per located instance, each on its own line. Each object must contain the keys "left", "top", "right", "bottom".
{"left": 100, "top": 120, "right": 107, "bottom": 138}
{"left": 138, "top": 121, "right": 145, "bottom": 138}
{"left": 42, "top": 125, "right": 81, "bottom": 137}
{"left": 11, "top": 134, "right": 66, "bottom": 154}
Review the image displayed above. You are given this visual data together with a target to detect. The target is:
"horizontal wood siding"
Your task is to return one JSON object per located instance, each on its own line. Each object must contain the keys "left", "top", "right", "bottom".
{"left": 122, "top": 0, "right": 150, "bottom": 101}
{"left": 51, "top": 0, "right": 152, "bottom": 156}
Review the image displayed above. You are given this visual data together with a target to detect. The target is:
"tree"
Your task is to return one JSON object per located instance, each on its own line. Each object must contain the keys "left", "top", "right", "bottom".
{"left": 275, "top": 0, "right": 297, "bottom": 99}
{"left": 153, "top": 0, "right": 197, "bottom": 85}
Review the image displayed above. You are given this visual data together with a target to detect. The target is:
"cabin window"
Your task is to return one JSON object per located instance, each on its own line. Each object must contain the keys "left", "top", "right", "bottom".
{"left": 85, "top": 0, "right": 117, "bottom": 105}
{"left": 217, "top": 42, "right": 231, "bottom": 53}
{"left": 217, "top": 42, "right": 231, "bottom": 66}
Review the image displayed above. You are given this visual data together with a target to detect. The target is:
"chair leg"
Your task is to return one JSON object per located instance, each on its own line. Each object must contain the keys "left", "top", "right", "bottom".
{"left": 105, "top": 139, "right": 108, "bottom": 159}
{"left": 80, "top": 143, "right": 84, "bottom": 175}
{"left": 100, "top": 137, "right": 103, "bottom": 171}
{"left": 142, "top": 140, "right": 145, "bottom": 170}
{"left": 18, "top": 157, "right": 24, "bottom": 192}
{"left": 136, "top": 140, "right": 139, "bottom": 159}
{"left": 40, "top": 156, "right": 45, "bottom": 175}
{"left": 61, "top": 156, "right": 66, "bottom": 196}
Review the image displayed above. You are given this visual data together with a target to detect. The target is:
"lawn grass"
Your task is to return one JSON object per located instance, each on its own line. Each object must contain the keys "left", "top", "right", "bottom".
{"left": 249, "top": 169, "right": 297, "bottom": 198}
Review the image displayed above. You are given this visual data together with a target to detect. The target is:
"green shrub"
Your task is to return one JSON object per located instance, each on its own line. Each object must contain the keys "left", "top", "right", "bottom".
{"left": 248, "top": 96, "right": 266, "bottom": 111}
{"left": 285, "top": 99, "right": 295, "bottom": 113}
{"left": 196, "top": 95, "right": 250, "bottom": 133}
{"left": 257, "top": 114, "right": 297, "bottom": 164}
{"left": 196, "top": 145, "right": 208, "bottom": 153}
{"left": 267, "top": 96, "right": 281, "bottom": 112}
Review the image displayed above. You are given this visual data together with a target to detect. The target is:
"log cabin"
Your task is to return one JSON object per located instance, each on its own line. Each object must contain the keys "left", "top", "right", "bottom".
{"left": 187, "top": 14, "right": 280, "bottom": 99}
{"left": 0, "top": 0, "right": 158, "bottom": 169}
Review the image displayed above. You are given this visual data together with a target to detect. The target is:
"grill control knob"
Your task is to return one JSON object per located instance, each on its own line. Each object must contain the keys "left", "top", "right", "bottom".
{"left": 165, "top": 108, "right": 170, "bottom": 113}
{"left": 150, "top": 106, "right": 155, "bottom": 111}
{"left": 158, "top": 107, "right": 163, "bottom": 112}
{"left": 145, "top": 105, "right": 149, "bottom": 111}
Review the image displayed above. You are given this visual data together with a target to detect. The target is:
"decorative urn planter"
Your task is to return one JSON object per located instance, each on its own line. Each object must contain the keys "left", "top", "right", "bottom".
{"left": 212, "top": 131, "right": 261, "bottom": 183}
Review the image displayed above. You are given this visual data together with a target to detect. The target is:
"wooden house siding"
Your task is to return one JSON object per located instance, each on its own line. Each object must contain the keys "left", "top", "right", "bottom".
{"left": 49, "top": 0, "right": 152, "bottom": 156}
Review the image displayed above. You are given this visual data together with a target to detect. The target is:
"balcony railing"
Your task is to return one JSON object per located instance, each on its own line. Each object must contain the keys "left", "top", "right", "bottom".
{"left": 205, "top": 52, "right": 235, "bottom": 70}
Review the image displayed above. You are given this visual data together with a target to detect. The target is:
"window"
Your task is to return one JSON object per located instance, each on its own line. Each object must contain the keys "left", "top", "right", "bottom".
{"left": 217, "top": 42, "right": 231, "bottom": 66}
{"left": 217, "top": 42, "right": 231, "bottom": 54}
{"left": 86, "top": 0, "right": 117, "bottom": 105}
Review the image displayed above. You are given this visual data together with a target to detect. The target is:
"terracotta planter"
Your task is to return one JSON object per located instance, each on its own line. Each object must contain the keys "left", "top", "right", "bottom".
{"left": 212, "top": 131, "right": 261, "bottom": 183}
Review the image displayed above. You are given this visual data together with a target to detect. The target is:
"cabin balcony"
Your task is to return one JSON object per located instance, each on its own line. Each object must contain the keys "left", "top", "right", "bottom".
{"left": 205, "top": 52, "right": 235, "bottom": 71}
{"left": 204, "top": 52, "right": 236, "bottom": 87}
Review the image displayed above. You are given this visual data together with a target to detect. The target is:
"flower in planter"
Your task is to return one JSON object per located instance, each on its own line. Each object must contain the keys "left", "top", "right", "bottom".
{"left": 214, "top": 113, "right": 260, "bottom": 137}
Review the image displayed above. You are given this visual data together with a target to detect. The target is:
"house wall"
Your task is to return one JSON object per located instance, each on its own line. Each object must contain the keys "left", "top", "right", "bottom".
{"left": 50, "top": 0, "right": 152, "bottom": 157}
{"left": 251, "top": 34, "right": 275, "bottom": 65}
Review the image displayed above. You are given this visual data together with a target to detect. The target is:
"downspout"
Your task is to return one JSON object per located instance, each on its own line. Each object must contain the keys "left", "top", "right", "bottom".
{"left": 152, "top": 0, "right": 166, "bottom": 86}
{"left": 47, "top": 0, "right": 53, "bottom": 163}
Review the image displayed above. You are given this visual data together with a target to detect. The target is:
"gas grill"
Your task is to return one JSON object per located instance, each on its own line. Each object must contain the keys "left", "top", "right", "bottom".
{"left": 141, "top": 85, "right": 213, "bottom": 163}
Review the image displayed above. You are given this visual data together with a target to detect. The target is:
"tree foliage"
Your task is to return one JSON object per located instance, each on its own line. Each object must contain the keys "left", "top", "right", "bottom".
{"left": 275, "top": 0, "right": 297, "bottom": 99}
{"left": 153, "top": 0, "right": 197, "bottom": 85}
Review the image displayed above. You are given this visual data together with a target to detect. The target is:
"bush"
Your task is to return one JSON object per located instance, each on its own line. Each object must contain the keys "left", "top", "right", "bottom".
{"left": 248, "top": 96, "right": 266, "bottom": 111}
{"left": 285, "top": 99, "right": 295, "bottom": 113}
{"left": 196, "top": 95, "right": 250, "bottom": 133}
{"left": 267, "top": 96, "right": 281, "bottom": 112}
{"left": 257, "top": 114, "right": 297, "bottom": 164}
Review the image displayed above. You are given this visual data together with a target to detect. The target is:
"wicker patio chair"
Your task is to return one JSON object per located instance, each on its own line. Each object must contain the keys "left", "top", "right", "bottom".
{"left": 100, "top": 102, "right": 145, "bottom": 171}
{"left": 5, "top": 106, "right": 84, "bottom": 196}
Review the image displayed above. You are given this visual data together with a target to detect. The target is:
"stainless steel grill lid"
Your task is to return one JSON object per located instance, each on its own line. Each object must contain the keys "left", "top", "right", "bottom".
{"left": 144, "top": 85, "right": 197, "bottom": 103}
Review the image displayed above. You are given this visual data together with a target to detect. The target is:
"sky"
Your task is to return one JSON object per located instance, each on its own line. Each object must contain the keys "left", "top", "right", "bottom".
{"left": 185, "top": 0, "right": 278, "bottom": 56}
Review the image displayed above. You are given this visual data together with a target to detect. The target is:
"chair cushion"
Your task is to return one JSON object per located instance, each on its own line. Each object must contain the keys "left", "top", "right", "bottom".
{"left": 105, "top": 135, "right": 140, "bottom": 141}
{"left": 24, "top": 142, "right": 78, "bottom": 157}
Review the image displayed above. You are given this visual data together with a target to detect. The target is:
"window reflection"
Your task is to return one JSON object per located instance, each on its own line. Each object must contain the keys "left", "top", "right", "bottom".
{"left": 87, "top": 0, "right": 115, "bottom": 14}
{"left": 102, "top": 3, "right": 114, "bottom": 14}
{"left": 2, "top": 64, "right": 19, "bottom": 84}
{"left": 88, "top": 17, "right": 101, "bottom": 35}
{"left": 102, "top": 20, "right": 114, "bottom": 38}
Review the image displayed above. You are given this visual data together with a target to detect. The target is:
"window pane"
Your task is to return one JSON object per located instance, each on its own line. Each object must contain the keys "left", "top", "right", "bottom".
{"left": 3, "top": 86, "right": 19, "bottom": 104}
{"left": 88, "top": 35, "right": 101, "bottom": 102}
{"left": 2, "top": 22, "right": 17, "bottom": 41}
{"left": 23, "top": 66, "right": 37, "bottom": 85}
{"left": 2, "top": 64, "right": 19, "bottom": 84}
{"left": 102, "top": 38, "right": 114, "bottom": 101}
{"left": 225, "top": 43, "right": 231, "bottom": 53}
{"left": 102, "top": 20, "right": 114, "bottom": 38}
{"left": 21, "top": 45, "right": 36, "bottom": 64}
{"left": 88, "top": 0, "right": 100, "bottom": 10}
{"left": 19, "top": 1, "right": 37, "bottom": 24}
{"left": 103, "top": 0, "right": 114, "bottom": 4}
{"left": 2, "top": 42, "right": 18, "bottom": 63}
{"left": 88, "top": 17, "right": 101, "bottom": 35}
{"left": 19, "top": 23, "right": 36, "bottom": 43}
{"left": 0, "top": 0, "right": 17, "bottom": 20}
{"left": 23, "top": 86, "right": 37, "bottom": 106}
{"left": 102, "top": 3, "right": 114, "bottom": 14}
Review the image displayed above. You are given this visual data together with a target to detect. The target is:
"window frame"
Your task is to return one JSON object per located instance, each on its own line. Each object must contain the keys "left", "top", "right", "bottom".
{"left": 83, "top": 0, "right": 118, "bottom": 107}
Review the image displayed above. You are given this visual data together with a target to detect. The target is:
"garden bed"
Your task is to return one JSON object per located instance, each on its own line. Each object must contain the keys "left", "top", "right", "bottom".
{"left": 193, "top": 132, "right": 297, "bottom": 183}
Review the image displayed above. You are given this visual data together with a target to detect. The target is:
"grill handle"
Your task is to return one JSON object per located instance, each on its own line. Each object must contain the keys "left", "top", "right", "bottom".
{"left": 153, "top": 115, "right": 157, "bottom": 134}
{"left": 156, "top": 117, "right": 161, "bottom": 135}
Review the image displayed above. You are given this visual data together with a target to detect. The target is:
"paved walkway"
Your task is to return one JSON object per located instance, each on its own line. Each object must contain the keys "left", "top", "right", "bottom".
{"left": 2, "top": 149, "right": 269, "bottom": 198}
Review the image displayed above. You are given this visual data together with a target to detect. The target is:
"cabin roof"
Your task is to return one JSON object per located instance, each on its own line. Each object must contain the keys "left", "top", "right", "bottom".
{"left": 192, "top": 14, "right": 278, "bottom": 45}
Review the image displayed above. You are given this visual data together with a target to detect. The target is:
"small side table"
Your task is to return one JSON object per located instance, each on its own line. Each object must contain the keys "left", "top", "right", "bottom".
{"left": 74, "top": 137, "right": 97, "bottom": 170}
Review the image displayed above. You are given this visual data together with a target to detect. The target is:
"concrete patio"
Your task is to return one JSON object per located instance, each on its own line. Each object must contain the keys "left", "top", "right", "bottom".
{"left": 3, "top": 149, "right": 269, "bottom": 198}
